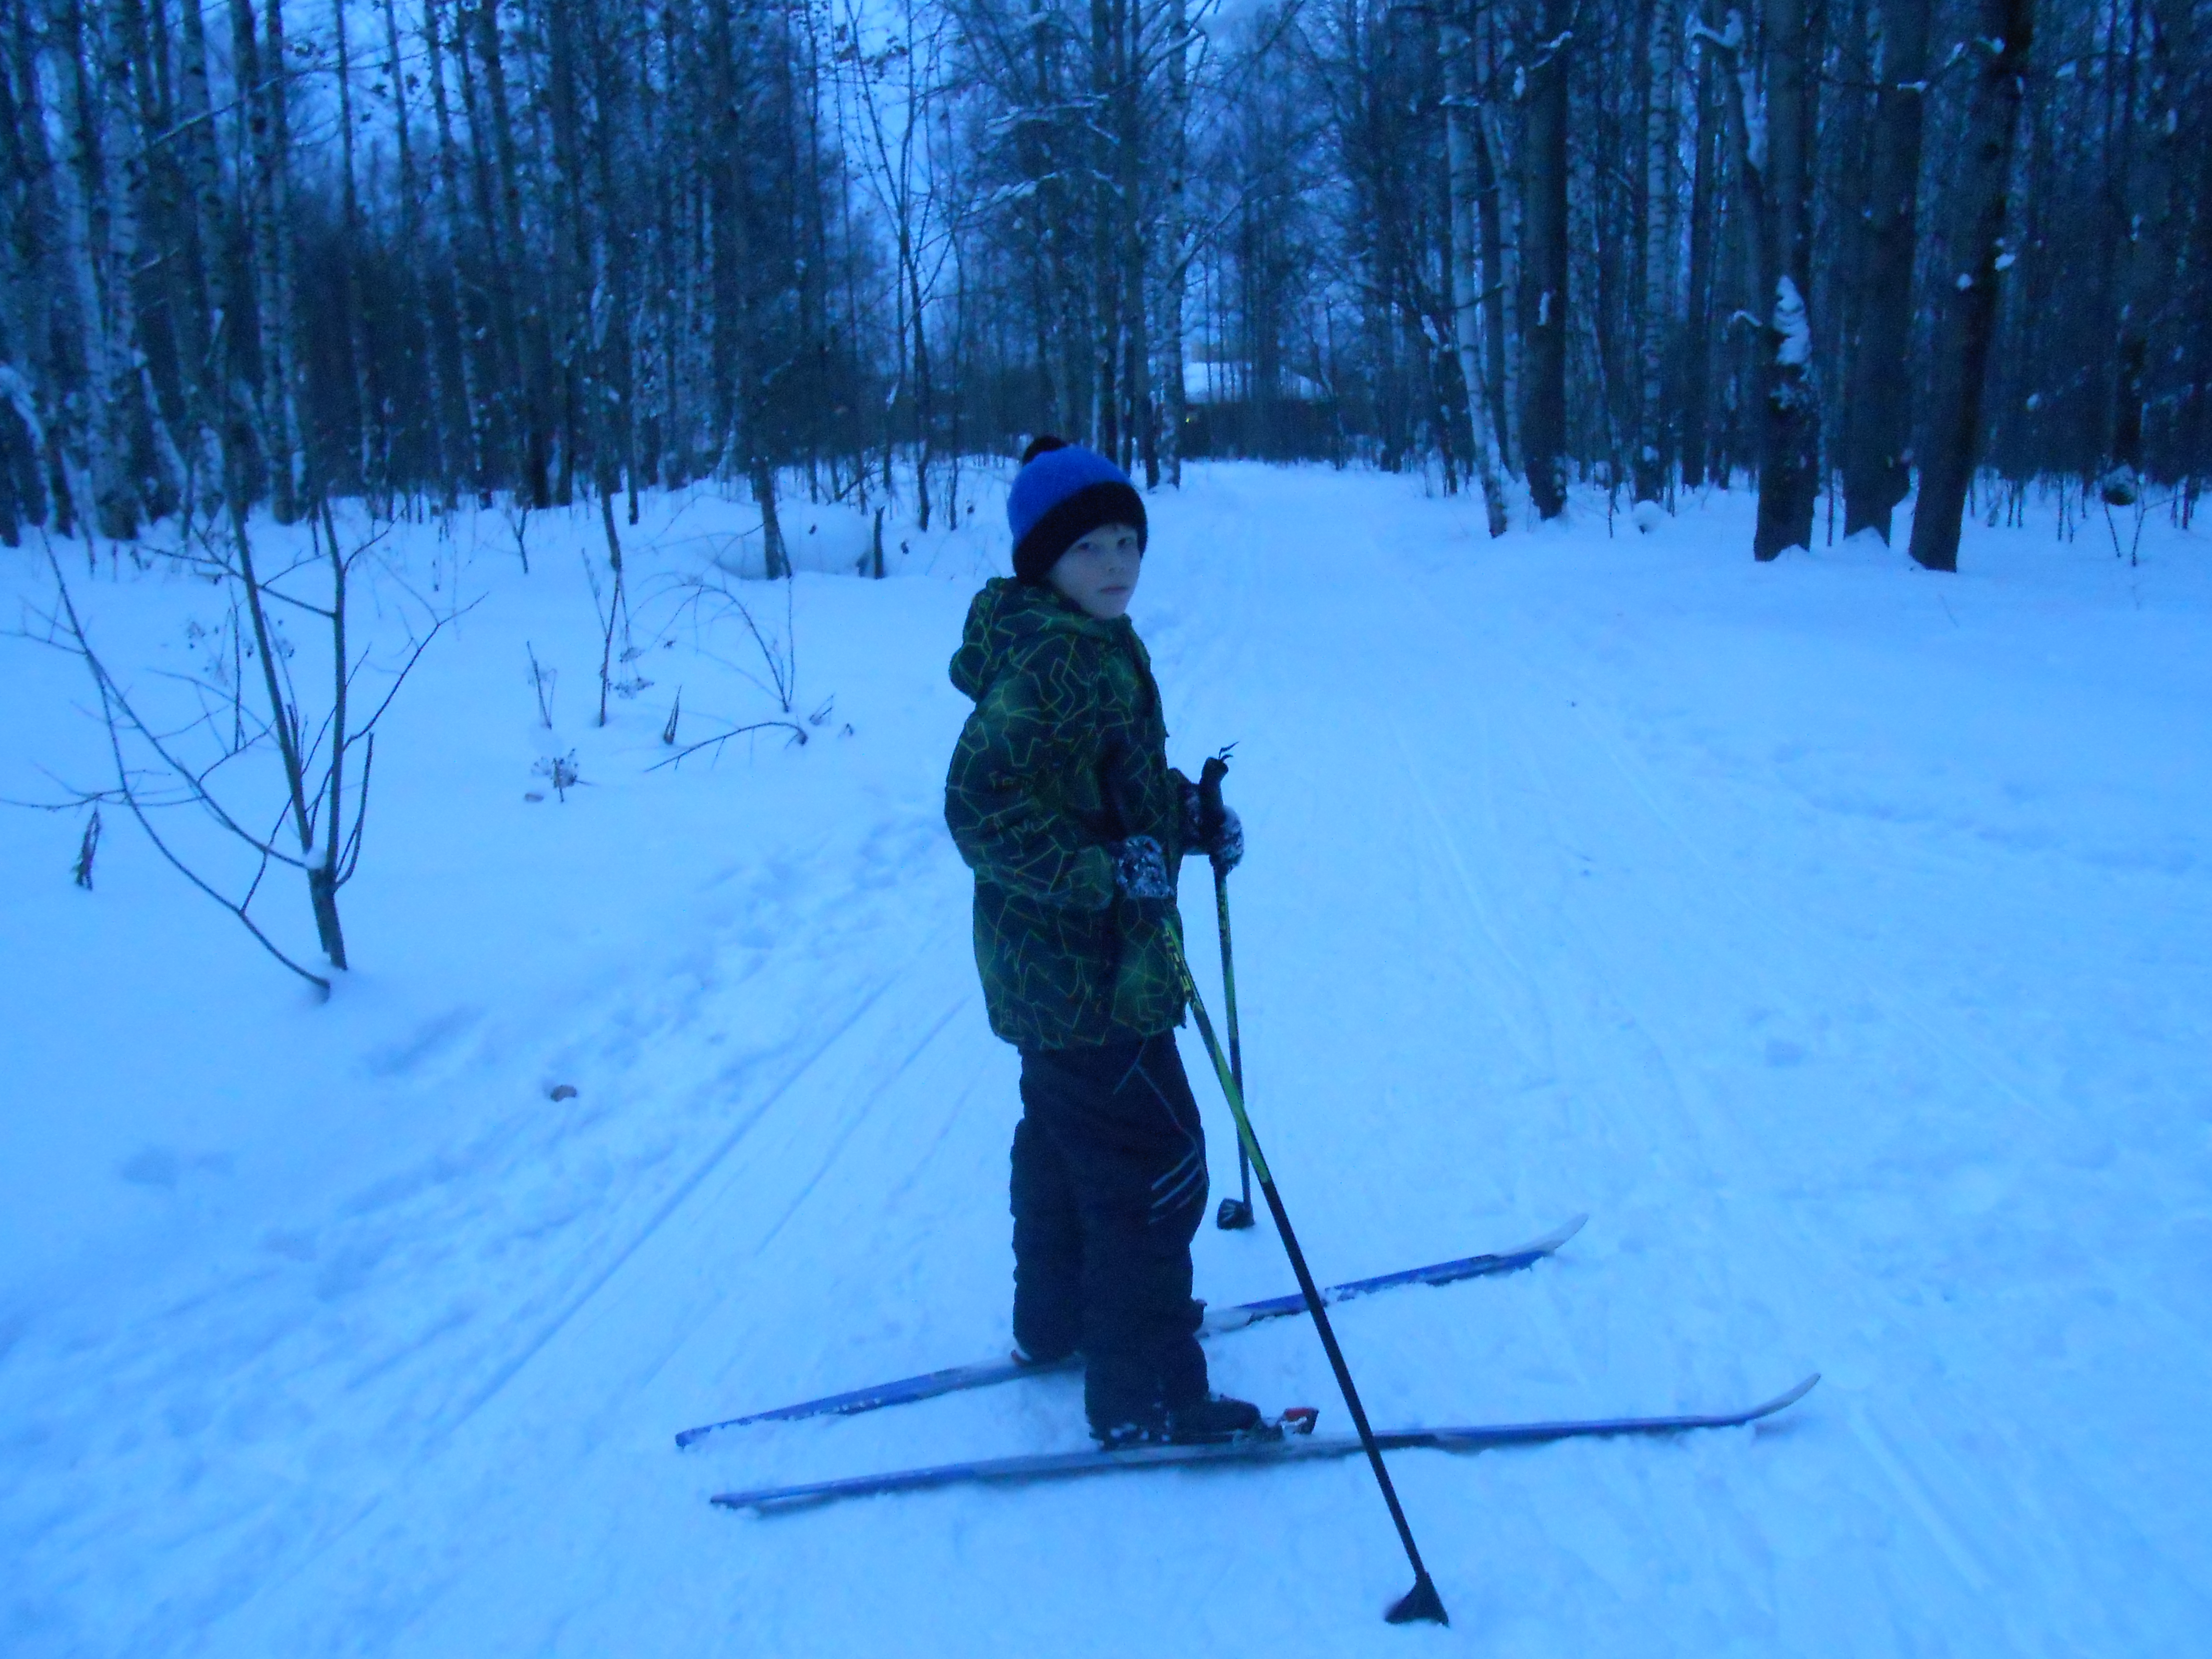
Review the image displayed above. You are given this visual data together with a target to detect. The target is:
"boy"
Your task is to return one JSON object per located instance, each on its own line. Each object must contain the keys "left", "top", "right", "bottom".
{"left": 945, "top": 436, "right": 1257, "bottom": 1448}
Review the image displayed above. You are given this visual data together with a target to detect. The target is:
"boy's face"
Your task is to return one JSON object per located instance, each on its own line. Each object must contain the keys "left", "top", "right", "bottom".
{"left": 1046, "top": 523, "right": 1143, "bottom": 620}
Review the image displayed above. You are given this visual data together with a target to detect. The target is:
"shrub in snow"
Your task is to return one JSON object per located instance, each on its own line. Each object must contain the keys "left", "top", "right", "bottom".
{"left": 25, "top": 505, "right": 456, "bottom": 992}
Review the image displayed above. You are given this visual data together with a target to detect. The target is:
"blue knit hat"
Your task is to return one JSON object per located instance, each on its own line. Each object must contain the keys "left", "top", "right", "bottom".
{"left": 1006, "top": 436, "right": 1148, "bottom": 584}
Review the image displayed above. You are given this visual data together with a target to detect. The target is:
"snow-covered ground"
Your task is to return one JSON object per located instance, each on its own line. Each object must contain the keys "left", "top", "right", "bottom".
{"left": 3, "top": 466, "right": 2208, "bottom": 1655}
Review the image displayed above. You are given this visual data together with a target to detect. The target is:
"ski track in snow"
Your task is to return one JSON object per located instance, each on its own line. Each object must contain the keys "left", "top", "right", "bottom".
{"left": 4, "top": 466, "right": 2211, "bottom": 1654}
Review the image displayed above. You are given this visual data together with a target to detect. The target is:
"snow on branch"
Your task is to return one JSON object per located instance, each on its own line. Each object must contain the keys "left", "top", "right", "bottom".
{"left": 1772, "top": 276, "right": 1812, "bottom": 368}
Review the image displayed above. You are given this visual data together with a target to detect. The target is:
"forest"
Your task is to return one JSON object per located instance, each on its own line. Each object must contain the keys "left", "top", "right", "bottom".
{"left": 3, "top": 0, "right": 2207, "bottom": 571}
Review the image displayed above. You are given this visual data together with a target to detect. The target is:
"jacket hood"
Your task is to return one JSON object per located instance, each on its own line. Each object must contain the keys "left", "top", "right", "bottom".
{"left": 949, "top": 577, "right": 1120, "bottom": 703}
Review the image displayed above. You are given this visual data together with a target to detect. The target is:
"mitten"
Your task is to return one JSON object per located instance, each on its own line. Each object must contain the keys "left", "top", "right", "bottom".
{"left": 1110, "top": 835, "right": 1175, "bottom": 901}
{"left": 1179, "top": 776, "right": 1245, "bottom": 873}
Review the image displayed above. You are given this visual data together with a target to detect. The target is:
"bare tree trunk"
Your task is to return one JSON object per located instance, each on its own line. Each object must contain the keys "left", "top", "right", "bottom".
{"left": 1705, "top": 9, "right": 1766, "bottom": 490}
{"left": 2103, "top": 0, "right": 2170, "bottom": 506}
{"left": 1520, "top": 0, "right": 1571, "bottom": 519}
{"left": 475, "top": 0, "right": 552, "bottom": 504}
{"left": 1114, "top": 0, "right": 1154, "bottom": 487}
{"left": 1680, "top": 25, "right": 1720, "bottom": 489}
{"left": 1160, "top": 0, "right": 1191, "bottom": 486}
{"left": 902, "top": 12, "right": 935, "bottom": 529}
{"left": 1473, "top": 94, "right": 1514, "bottom": 475}
{"left": 310, "top": 500, "right": 350, "bottom": 963}
{"left": 119, "top": 0, "right": 198, "bottom": 509}
{"left": 233, "top": 499, "right": 348, "bottom": 967}
{"left": 1443, "top": 0, "right": 1508, "bottom": 534}
{"left": 263, "top": 0, "right": 308, "bottom": 510}
{"left": 0, "top": 3, "right": 63, "bottom": 540}
{"left": 582, "top": 0, "right": 638, "bottom": 513}
{"left": 1635, "top": 0, "right": 1679, "bottom": 509}
{"left": 332, "top": 0, "right": 383, "bottom": 497}
{"left": 56, "top": 0, "right": 158, "bottom": 538}
{"left": 233, "top": 0, "right": 308, "bottom": 519}
{"left": 1909, "top": 0, "right": 2033, "bottom": 572}
{"left": 175, "top": 0, "right": 246, "bottom": 502}
{"left": 447, "top": 0, "right": 514, "bottom": 496}
{"left": 1842, "top": 0, "right": 1928, "bottom": 540}
{"left": 911, "top": 247, "right": 935, "bottom": 529}
{"left": 545, "top": 0, "right": 591, "bottom": 507}
{"left": 380, "top": 0, "right": 444, "bottom": 493}
{"left": 1753, "top": 0, "right": 1818, "bottom": 559}
{"left": 708, "top": 0, "right": 786, "bottom": 577}
{"left": 1090, "top": 0, "right": 1119, "bottom": 459}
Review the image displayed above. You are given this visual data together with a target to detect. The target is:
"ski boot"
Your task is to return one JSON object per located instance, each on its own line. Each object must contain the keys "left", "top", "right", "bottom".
{"left": 1096, "top": 1395, "right": 1286, "bottom": 1449}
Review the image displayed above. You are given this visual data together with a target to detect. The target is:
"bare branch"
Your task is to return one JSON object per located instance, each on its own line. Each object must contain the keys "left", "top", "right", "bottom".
{"left": 647, "top": 721, "right": 811, "bottom": 771}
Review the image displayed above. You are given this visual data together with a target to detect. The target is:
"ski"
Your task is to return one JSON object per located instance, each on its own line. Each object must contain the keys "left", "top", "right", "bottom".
{"left": 711, "top": 1373, "right": 1819, "bottom": 1514}
{"left": 675, "top": 1214, "right": 1586, "bottom": 1449}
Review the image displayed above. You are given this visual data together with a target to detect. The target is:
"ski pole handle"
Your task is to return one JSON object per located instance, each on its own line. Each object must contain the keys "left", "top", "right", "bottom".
{"left": 1198, "top": 752, "right": 1230, "bottom": 876}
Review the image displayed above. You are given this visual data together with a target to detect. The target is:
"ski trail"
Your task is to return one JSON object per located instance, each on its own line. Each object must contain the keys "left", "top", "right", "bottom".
{"left": 439, "top": 966, "right": 914, "bottom": 1435}
{"left": 746, "top": 986, "right": 971, "bottom": 1258}
{"left": 17, "top": 466, "right": 2211, "bottom": 1658}
{"left": 1844, "top": 1398, "right": 1993, "bottom": 1594}
{"left": 1401, "top": 583, "right": 1809, "bottom": 1206}
{"left": 1545, "top": 650, "right": 2069, "bottom": 1144}
{"left": 190, "top": 955, "right": 989, "bottom": 1658}
{"left": 1389, "top": 719, "right": 1553, "bottom": 1073}
{"left": 0, "top": 772, "right": 985, "bottom": 1659}
{"left": 1375, "top": 511, "right": 2212, "bottom": 1648}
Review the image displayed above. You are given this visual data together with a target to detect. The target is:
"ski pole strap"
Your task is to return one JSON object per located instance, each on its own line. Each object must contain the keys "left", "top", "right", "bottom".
{"left": 1166, "top": 919, "right": 1273, "bottom": 1186}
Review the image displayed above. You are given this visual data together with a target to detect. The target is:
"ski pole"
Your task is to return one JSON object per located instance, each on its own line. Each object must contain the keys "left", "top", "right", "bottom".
{"left": 1163, "top": 918, "right": 1449, "bottom": 1627}
{"left": 1198, "top": 754, "right": 1255, "bottom": 1231}
{"left": 1210, "top": 866, "right": 1256, "bottom": 1230}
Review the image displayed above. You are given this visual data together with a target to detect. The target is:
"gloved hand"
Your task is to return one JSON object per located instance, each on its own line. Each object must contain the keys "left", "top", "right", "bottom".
{"left": 1110, "top": 834, "right": 1175, "bottom": 902}
{"left": 1179, "top": 776, "right": 1244, "bottom": 873}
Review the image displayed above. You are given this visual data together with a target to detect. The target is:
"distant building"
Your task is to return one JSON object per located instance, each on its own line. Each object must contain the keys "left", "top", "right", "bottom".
{"left": 1180, "top": 360, "right": 1328, "bottom": 407}
{"left": 1178, "top": 357, "right": 1336, "bottom": 460}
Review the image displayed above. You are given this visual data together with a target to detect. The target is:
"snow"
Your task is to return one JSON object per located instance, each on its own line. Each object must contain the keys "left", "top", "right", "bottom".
{"left": 1773, "top": 276, "right": 1812, "bottom": 368}
{"left": 5, "top": 466, "right": 2212, "bottom": 1654}
{"left": 1735, "top": 29, "right": 1766, "bottom": 177}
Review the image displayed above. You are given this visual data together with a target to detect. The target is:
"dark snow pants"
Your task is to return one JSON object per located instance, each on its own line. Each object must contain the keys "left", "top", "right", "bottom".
{"left": 1010, "top": 1031, "right": 1211, "bottom": 1433}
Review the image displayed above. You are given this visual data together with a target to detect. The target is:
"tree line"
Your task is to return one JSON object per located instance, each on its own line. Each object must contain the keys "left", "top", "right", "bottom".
{"left": 3, "top": 0, "right": 2207, "bottom": 569}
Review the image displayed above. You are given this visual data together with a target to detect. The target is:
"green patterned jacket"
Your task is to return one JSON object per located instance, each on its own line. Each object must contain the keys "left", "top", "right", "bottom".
{"left": 945, "top": 577, "right": 1189, "bottom": 1050}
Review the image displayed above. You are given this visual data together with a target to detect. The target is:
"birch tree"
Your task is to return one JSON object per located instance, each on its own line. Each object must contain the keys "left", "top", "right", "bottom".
{"left": 1443, "top": 0, "right": 1509, "bottom": 532}
{"left": 1520, "top": 0, "right": 1571, "bottom": 517}
{"left": 0, "top": 0, "right": 2206, "bottom": 548}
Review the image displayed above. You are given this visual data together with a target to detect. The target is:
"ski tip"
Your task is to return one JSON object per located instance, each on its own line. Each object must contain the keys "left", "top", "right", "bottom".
{"left": 678, "top": 1407, "right": 786, "bottom": 1447}
{"left": 676, "top": 1418, "right": 748, "bottom": 1449}
{"left": 711, "top": 1490, "right": 789, "bottom": 1515}
{"left": 1534, "top": 1213, "right": 1590, "bottom": 1252}
{"left": 714, "top": 1484, "right": 844, "bottom": 1515}
{"left": 1754, "top": 1373, "right": 1822, "bottom": 1419}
